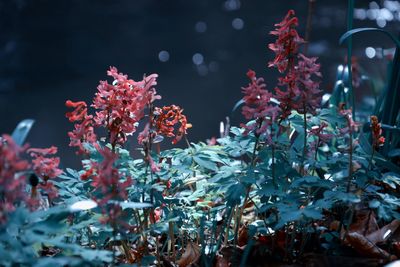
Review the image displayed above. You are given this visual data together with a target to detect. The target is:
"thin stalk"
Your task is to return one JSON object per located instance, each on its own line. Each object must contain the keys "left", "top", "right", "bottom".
{"left": 300, "top": 107, "right": 308, "bottom": 175}
{"left": 346, "top": 127, "right": 353, "bottom": 193}
{"left": 271, "top": 124, "right": 277, "bottom": 188}
{"left": 347, "top": 0, "right": 355, "bottom": 118}
{"left": 223, "top": 208, "right": 234, "bottom": 247}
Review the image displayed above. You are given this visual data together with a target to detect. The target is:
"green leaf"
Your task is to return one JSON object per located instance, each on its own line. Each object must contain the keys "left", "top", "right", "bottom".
{"left": 11, "top": 119, "right": 35, "bottom": 146}
{"left": 193, "top": 156, "right": 217, "bottom": 171}
{"left": 339, "top": 28, "right": 400, "bottom": 48}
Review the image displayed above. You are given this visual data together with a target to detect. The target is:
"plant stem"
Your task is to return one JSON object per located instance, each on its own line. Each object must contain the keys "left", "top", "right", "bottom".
{"left": 346, "top": 127, "right": 353, "bottom": 193}
{"left": 347, "top": 0, "right": 355, "bottom": 118}
{"left": 300, "top": 107, "right": 308, "bottom": 175}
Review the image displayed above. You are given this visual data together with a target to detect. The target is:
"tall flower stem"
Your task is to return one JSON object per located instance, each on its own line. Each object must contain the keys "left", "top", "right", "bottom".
{"left": 346, "top": 127, "right": 353, "bottom": 193}
{"left": 347, "top": 0, "right": 355, "bottom": 118}
{"left": 300, "top": 103, "right": 308, "bottom": 175}
{"left": 271, "top": 124, "right": 277, "bottom": 188}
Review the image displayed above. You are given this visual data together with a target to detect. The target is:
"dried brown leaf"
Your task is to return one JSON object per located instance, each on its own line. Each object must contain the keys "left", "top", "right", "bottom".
{"left": 177, "top": 242, "right": 201, "bottom": 267}
{"left": 349, "top": 210, "right": 379, "bottom": 236}
{"left": 346, "top": 232, "right": 395, "bottom": 259}
{"left": 366, "top": 220, "right": 400, "bottom": 245}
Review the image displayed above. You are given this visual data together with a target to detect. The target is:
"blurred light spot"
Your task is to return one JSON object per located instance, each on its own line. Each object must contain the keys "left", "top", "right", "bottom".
{"left": 209, "top": 61, "right": 219, "bottom": 72}
{"left": 354, "top": 8, "right": 367, "bottom": 20}
{"left": 322, "top": 93, "right": 331, "bottom": 104}
{"left": 380, "top": 8, "right": 394, "bottom": 20}
{"left": 384, "top": 0, "right": 400, "bottom": 12}
{"left": 158, "top": 50, "right": 170, "bottom": 62}
{"left": 197, "top": 64, "right": 208, "bottom": 76}
{"left": 369, "top": 1, "right": 379, "bottom": 9}
{"left": 384, "top": 229, "right": 392, "bottom": 239}
{"left": 223, "top": 0, "right": 241, "bottom": 11}
{"left": 70, "top": 199, "right": 98, "bottom": 212}
{"left": 344, "top": 87, "right": 349, "bottom": 94}
{"left": 232, "top": 18, "right": 244, "bottom": 30}
{"left": 192, "top": 53, "right": 204, "bottom": 65}
{"left": 337, "top": 65, "right": 344, "bottom": 73}
{"left": 220, "top": 121, "right": 224, "bottom": 137}
{"left": 365, "top": 47, "right": 376, "bottom": 58}
{"left": 377, "top": 17, "right": 387, "bottom": 27}
{"left": 367, "top": 9, "right": 378, "bottom": 19}
{"left": 195, "top": 21, "right": 207, "bottom": 33}
{"left": 308, "top": 41, "right": 328, "bottom": 55}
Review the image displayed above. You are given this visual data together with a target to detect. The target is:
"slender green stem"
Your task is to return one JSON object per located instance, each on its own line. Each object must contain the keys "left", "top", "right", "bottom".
{"left": 300, "top": 107, "right": 308, "bottom": 175}
{"left": 346, "top": 127, "right": 353, "bottom": 193}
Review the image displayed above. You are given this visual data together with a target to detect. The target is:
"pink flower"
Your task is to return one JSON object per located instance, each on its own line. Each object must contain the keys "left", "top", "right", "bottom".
{"left": 295, "top": 54, "right": 322, "bottom": 115}
{"left": 66, "top": 100, "right": 97, "bottom": 154}
{"left": 241, "top": 70, "right": 280, "bottom": 138}
{"left": 154, "top": 105, "right": 190, "bottom": 144}
{"left": 28, "top": 146, "right": 62, "bottom": 201}
{"left": 28, "top": 146, "right": 63, "bottom": 180}
{"left": 0, "top": 135, "right": 29, "bottom": 222}
{"left": 92, "top": 67, "right": 160, "bottom": 146}
{"left": 65, "top": 100, "right": 88, "bottom": 122}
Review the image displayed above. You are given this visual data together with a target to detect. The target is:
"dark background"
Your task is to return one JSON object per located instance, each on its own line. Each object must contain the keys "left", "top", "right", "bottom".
{"left": 1, "top": 0, "right": 398, "bottom": 167}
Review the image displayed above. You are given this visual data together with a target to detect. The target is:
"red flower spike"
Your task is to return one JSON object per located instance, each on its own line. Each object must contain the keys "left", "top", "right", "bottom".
{"left": 241, "top": 70, "right": 280, "bottom": 140}
{"left": 268, "top": 10, "right": 304, "bottom": 73}
{"left": 0, "top": 135, "right": 29, "bottom": 223}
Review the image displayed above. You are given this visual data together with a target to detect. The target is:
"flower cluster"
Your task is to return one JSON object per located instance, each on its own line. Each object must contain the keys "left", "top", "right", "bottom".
{"left": 154, "top": 105, "right": 190, "bottom": 145}
{"left": 269, "top": 10, "right": 321, "bottom": 119}
{"left": 295, "top": 54, "right": 322, "bottom": 115}
{"left": 66, "top": 100, "right": 97, "bottom": 154}
{"left": 28, "top": 146, "right": 62, "bottom": 201}
{"left": 92, "top": 67, "right": 160, "bottom": 146}
{"left": 0, "top": 135, "right": 29, "bottom": 223}
{"left": 370, "top": 115, "right": 385, "bottom": 149}
{"left": 241, "top": 70, "right": 280, "bottom": 138}
{"left": 268, "top": 9, "right": 303, "bottom": 73}
{"left": 339, "top": 104, "right": 358, "bottom": 135}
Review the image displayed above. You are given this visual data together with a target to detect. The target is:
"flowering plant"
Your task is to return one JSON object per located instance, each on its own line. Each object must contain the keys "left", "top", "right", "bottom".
{"left": 0, "top": 8, "right": 400, "bottom": 267}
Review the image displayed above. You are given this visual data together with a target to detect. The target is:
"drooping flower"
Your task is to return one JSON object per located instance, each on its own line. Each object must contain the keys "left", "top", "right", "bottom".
{"left": 339, "top": 104, "right": 359, "bottom": 135}
{"left": 154, "top": 105, "right": 191, "bottom": 145}
{"left": 66, "top": 100, "right": 97, "bottom": 154}
{"left": 268, "top": 10, "right": 304, "bottom": 73}
{"left": 241, "top": 70, "right": 280, "bottom": 138}
{"left": 0, "top": 135, "right": 29, "bottom": 223}
{"left": 370, "top": 115, "right": 385, "bottom": 149}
